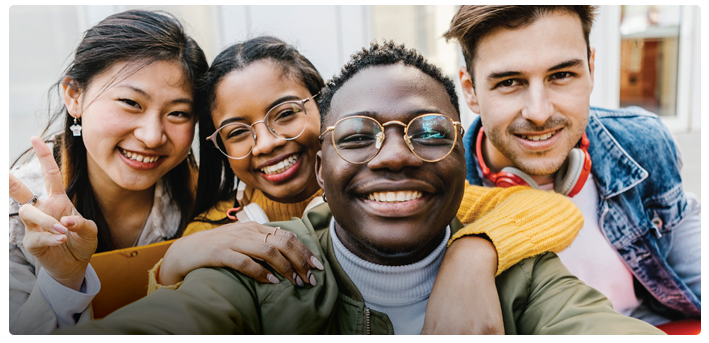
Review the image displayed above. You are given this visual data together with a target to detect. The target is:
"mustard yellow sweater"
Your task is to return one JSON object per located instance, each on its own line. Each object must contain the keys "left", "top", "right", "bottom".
{"left": 148, "top": 183, "right": 582, "bottom": 293}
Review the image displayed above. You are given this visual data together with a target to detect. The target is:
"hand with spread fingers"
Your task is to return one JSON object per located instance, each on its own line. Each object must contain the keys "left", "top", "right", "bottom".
{"left": 9, "top": 137, "right": 98, "bottom": 291}
{"left": 158, "top": 222, "right": 324, "bottom": 288}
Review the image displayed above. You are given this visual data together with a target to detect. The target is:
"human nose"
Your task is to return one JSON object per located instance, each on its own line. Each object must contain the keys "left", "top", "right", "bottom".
{"left": 521, "top": 81, "right": 554, "bottom": 126}
{"left": 250, "top": 121, "right": 286, "bottom": 156}
{"left": 134, "top": 113, "right": 167, "bottom": 148}
{"left": 366, "top": 127, "right": 423, "bottom": 171}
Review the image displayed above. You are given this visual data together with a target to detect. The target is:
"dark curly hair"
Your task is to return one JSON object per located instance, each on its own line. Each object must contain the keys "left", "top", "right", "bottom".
{"left": 317, "top": 40, "right": 460, "bottom": 126}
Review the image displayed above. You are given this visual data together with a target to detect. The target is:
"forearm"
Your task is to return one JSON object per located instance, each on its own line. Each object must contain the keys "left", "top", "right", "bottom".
{"left": 519, "top": 253, "right": 664, "bottom": 335}
{"left": 57, "top": 268, "right": 258, "bottom": 334}
{"left": 454, "top": 184, "right": 583, "bottom": 275}
{"left": 423, "top": 237, "right": 503, "bottom": 334}
{"left": 10, "top": 244, "right": 97, "bottom": 334}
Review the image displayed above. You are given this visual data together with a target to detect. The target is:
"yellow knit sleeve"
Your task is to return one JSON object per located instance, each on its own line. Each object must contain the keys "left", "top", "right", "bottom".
{"left": 147, "top": 258, "right": 184, "bottom": 295}
{"left": 453, "top": 182, "right": 583, "bottom": 276}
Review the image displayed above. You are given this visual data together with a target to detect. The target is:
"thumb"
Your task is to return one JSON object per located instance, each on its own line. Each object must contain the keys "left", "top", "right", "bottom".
{"left": 60, "top": 215, "right": 98, "bottom": 239}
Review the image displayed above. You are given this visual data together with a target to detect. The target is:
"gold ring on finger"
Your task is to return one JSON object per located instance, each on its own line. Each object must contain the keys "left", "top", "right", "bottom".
{"left": 264, "top": 232, "right": 272, "bottom": 243}
{"left": 273, "top": 227, "right": 280, "bottom": 236}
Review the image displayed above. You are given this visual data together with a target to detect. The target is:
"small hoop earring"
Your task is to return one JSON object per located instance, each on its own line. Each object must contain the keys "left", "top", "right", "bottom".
{"left": 322, "top": 193, "right": 327, "bottom": 203}
{"left": 70, "top": 116, "right": 82, "bottom": 137}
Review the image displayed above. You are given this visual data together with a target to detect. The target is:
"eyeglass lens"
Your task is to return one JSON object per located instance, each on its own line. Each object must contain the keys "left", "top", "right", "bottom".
{"left": 213, "top": 101, "right": 308, "bottom": 159}
{"left": 332, "top": 115, "right": 457, "bottom": 163}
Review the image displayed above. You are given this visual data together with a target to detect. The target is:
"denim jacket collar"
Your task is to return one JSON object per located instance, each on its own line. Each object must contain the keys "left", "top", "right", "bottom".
{"left": 585, "top": 113, "right": 649, "bottom": 199}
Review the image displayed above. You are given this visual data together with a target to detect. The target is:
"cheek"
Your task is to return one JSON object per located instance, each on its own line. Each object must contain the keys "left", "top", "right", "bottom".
{"left": 479, "top": 97, "right": 517, "bottom": 132}
{"left": 296, "top": 118, "right": 322, "bottom": 155}
{"left": 319, "top": 150, "right": 345, "bottom": 193}
{"left": 229, "top": 157, "right": 256, "bottom": 181}
{"left": 166, "top": 122, "right": 196, "bottom": 154}
{"left": 81, "top": 110, "right": 132, "bottom": 149}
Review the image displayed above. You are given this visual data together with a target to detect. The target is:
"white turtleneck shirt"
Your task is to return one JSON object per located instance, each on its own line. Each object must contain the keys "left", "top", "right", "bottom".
{"left": 329, "top": 219, "right": 450, "bottom": 335}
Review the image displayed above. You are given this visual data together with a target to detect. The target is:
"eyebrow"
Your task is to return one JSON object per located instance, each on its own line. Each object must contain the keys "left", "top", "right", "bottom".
{"left": 486, "top": 59, "right": 585, "bottom": 81}
{"left": 267, "top": 95, "right": 302, "bottom": 111}
{"left": 217, "top": 95, "right": 304, "bottom": 128}
{"left": 116, "top": 85, "right": 193, "bottom": 105}
{"left": 218, "top": 116, "right": 248, "bottom": 128}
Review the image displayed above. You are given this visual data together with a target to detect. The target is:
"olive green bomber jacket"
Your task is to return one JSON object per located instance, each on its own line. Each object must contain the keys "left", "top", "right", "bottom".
{"left": 56, "top": 203, "right": 663, "bottom": 335}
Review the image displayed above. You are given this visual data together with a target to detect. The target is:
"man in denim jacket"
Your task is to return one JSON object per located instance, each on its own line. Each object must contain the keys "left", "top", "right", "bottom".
{"left": 440, "top": 5, "right": 700, "bottom": 324}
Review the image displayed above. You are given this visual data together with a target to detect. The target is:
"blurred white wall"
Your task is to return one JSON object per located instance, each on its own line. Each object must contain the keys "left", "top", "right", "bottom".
{"left": 8, "top": 5, "right": 702, "bottom": 164}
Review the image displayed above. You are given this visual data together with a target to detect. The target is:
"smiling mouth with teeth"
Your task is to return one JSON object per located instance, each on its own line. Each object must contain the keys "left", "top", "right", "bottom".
{"left": 120, "top": 148, "right": 160, "bottom": 163}
{"left": 260, "top": 154, "right": 300, "bottom": 175}
{"left": 517, "top": 129, "right": 560, "bottom": 141}
{"left": 366, "top": 191, "right": 423, "bottom": 203}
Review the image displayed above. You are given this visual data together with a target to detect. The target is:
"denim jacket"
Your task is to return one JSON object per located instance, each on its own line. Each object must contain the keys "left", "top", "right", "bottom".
{"left": 463, "top": 106, "right": 701, "bottom": 319}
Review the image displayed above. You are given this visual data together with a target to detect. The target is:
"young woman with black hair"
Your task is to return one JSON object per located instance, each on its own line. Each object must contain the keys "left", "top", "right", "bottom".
{"left": 8, "top": 10, "right": 208, "bottom": 334}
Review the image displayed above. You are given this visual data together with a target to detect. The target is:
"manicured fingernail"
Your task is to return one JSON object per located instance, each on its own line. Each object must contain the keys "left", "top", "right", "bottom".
{"left": 62, "top": 217, "right": 76, "bottom": 227}
{"left": 308, "top": 270, "right": 317, "bottom": 287}
{"left": 295, "top": 274, "right": 304, "bottom": 287}
{"left": 311, "top": 256, "right": 324, "bottom": 270}
{"left": 53, "top": 223, "right": 68, "bottom": 234}
{"left": 55, "top": 235, "right": 65, "bottom": 243}
{"left": 267, "top": 273, "right": 280, "bottom": 284}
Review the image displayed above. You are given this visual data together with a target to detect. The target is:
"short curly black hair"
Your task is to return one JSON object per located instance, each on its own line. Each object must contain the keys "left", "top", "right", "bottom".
{"left": 317, "top": 40, "right": 460, "bottom": 126}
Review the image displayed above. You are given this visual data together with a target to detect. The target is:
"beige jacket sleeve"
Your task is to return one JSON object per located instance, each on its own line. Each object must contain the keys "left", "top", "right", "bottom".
{"left": 9, "top": 160, "right": 94, "bottom": 334}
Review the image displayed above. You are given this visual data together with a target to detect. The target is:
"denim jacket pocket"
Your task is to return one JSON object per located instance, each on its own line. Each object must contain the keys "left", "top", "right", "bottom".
{"left": 643, "top": 184, "right": 687, "bottom": 236}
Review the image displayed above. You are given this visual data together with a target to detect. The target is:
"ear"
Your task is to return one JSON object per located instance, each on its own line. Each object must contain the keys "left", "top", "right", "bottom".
{"left": 588, "top": 46, "right": 596, "bottom": 87}
{"left": 315, "top": 150, "right": 325, "bottom": 191}
{"left": 459, "top": 66, "right": 480, "bottom": 114}
{"left": 62, "top": 77, "right": 82, "bottom": 118}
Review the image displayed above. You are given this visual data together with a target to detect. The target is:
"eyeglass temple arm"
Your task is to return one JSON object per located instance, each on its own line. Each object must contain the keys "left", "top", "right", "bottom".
{"left": 319, "top": 126, "right": 335, "bottom": 140}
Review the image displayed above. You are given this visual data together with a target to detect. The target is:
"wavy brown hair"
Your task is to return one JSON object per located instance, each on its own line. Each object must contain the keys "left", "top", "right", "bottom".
{"left": 443, "top": 5, "right": 597, "bottom": 86}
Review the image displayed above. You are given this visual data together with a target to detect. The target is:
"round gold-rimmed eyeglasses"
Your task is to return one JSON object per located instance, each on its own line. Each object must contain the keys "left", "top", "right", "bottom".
{"left": 319, "top": 113, "right": 464, "bottom": 164}
{"left": 207, "top": 93, "right": 319, "bottom": 159}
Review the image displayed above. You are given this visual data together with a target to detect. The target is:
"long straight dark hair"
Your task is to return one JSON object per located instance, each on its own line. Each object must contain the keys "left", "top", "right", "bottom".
{"left": 192, "top": 36, "right": 325, "bottom": 222}
{"left": 13, "top": 10, "right": 209, "bottom": 252}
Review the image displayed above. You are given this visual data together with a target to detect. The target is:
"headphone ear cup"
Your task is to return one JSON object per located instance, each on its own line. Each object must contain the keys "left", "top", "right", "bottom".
{"left": 554, "top": 148, "right": 584, "bottom": 195}
{"left": 500, "top": 166, "right": 540, "bottom": 189}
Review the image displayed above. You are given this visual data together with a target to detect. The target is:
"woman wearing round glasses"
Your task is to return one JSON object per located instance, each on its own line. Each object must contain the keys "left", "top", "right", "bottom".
{"left": 149, "top": 38, "right": 584, "bottom": 332}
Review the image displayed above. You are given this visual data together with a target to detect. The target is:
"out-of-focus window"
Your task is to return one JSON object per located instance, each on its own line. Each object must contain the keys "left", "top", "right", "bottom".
{"left": 370, "top": 5, "right": 458, "bottom": 76}
{"left": 619, "top": 5, "right": 681, "bottom": 117}
{"left": 370, "top": 5, "right": 471, "bottom": 125}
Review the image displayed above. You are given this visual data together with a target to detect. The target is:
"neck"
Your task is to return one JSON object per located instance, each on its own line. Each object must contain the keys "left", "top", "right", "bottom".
{"left": 482, "top": 136, "right": 555, "bottom": 185}
{"left": 333, "top": 220, "right": 448, "bottom": 266}
{"left": 87, "top": 165, "right": 156, "bottom": 249}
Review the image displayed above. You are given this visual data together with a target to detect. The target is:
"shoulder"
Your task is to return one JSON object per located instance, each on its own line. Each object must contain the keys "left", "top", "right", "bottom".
{"left": 183, "top": 199, "right": 233, "bottom": 236}
{"left": 496, "top": 252, "right": 576, "bottom": 296}
{"left": 588, "top": 106, "right": 680, "bottom": 164}
{"left": 589, "top": 106, "right": 675, "bottom": 145}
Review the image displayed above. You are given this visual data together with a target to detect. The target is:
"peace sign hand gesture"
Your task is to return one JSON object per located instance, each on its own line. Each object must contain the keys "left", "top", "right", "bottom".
{"left": 9, "top": 137, "right": 98, "bottom": 291}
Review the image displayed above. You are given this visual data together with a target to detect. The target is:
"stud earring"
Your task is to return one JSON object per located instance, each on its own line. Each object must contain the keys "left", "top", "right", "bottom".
{"left": 70, "top": 116, "right": 82, "bottom": 137}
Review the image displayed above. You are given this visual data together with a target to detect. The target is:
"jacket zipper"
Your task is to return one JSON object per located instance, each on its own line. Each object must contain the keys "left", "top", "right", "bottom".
{"left": 364, "top": 307, "right": 371, "bottom": 335}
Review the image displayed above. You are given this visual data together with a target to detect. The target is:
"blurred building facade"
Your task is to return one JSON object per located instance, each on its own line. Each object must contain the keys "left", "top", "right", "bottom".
{"left": 9, "top": 5, "right": 701, "bottom": 166}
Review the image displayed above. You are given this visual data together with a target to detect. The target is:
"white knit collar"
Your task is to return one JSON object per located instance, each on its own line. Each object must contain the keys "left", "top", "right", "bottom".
{"left": 329, "top": 218, "right": 450, "bottom": 307}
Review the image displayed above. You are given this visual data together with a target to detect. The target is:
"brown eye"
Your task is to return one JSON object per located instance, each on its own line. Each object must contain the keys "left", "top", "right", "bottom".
{"left": 497, "top": 79, "right": 520, "bottom": 88}
{"left": 551, "top": 72, "right": 572, "bottom": 80}
{"left": 120, "top": 98, "right": 141, "bottom": 109}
